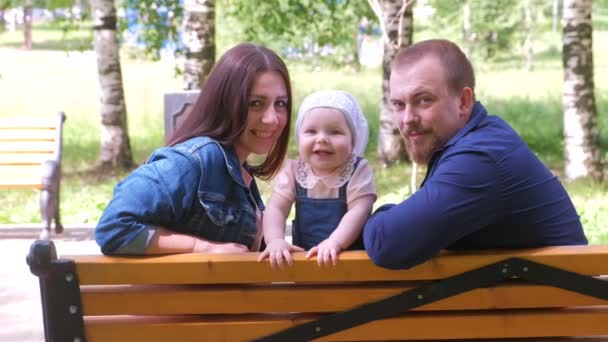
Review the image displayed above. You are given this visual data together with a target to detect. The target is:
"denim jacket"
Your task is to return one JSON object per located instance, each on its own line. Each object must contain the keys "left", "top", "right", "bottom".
{"left": 95, "top": 136, "right": 265, "bottom": 255}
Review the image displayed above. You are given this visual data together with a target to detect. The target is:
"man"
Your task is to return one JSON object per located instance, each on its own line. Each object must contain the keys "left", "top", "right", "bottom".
{"left": 363, "top": 39, "right": 587, "bottom": 270}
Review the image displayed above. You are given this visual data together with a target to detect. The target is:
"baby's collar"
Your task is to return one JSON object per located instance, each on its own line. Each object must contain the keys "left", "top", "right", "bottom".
{"left": 295, "top": 154, "right": 356, "bottom": 189}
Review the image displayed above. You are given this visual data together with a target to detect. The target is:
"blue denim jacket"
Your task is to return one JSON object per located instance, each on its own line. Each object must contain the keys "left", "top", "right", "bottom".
{"left": 95, "top": 136, "right": 265, "bottom": 255}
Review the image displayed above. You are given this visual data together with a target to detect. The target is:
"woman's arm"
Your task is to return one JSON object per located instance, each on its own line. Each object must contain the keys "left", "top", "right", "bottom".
{"left": 146, "top": 227, "right": 248, "bottom": 254}
{"left": 96, "top": 147, "right": 249, "bottom": 255}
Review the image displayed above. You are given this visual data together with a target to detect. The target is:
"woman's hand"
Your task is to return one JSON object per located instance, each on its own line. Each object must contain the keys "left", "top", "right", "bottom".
{"left": 193, "top": 239, "right": 248, "bottom": 253}
{"left": 306, "top": 239, "right": 343, "bottom": 267}
{"left": 257, "top": 239, "right": 304, "bottom": 268}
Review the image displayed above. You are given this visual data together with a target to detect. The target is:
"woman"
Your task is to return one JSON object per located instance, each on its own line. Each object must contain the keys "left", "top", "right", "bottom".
{"left": 95, "top": 43, "right": 292, "bottom": 255}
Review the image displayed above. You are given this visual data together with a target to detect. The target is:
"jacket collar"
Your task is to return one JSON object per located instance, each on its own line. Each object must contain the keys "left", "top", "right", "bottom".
{"left": 220, "top": 143, "right": 266, "bottom": 210}
{"left": 221, "top": 143, "right": 249, "bottom": 188}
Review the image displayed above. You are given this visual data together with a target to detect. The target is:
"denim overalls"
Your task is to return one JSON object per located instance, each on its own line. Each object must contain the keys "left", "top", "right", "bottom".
{"left": 291, "top": 157, "right": 364, "bottom": 250}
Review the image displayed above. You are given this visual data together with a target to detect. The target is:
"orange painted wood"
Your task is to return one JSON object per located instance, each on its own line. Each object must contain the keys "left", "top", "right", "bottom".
{"left": 80, "top": 282, "right": 608, "bottom": 316}
{"left": 71, "top": 246, "right": 608, "bottom": 285}
{"left": 83, "top": 307, "right": 608, "bottom": 342}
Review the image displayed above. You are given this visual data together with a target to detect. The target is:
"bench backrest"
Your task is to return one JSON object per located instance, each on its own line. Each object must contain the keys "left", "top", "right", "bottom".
{"left": 0, "top": 112, "right": 66, "bottom": 189}
{"left": 163, "top": 91, "right": 198, "bottom": 143}
{"left": 28, "top": 243, "right": 608, "bottom": 342}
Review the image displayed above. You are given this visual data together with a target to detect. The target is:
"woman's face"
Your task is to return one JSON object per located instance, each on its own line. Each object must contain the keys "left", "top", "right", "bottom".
{"left": 234, "top": 71, "right": 289, "bottom": 162}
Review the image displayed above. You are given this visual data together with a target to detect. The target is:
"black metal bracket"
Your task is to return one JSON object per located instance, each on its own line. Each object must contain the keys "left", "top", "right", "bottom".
{"left": 27, "top": 240, "right": 86, "bottom": 342}
{"left": 255, "top": 257, "right": 608, "bottom": 342}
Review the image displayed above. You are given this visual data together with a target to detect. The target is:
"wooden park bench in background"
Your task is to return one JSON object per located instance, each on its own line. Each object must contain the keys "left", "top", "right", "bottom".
{"left": 163, "top": 90, "right": 198, "bottom": 143}
{"left": 0, "top": 112, "right": 66, "bottom": 239}
{"left": 27, "top": 240, "right": 608, "bottom": 342}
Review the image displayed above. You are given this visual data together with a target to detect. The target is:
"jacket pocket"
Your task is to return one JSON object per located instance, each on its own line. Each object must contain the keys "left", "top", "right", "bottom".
{"left": 198, "top": 192, "right": 242, "bottom": 226}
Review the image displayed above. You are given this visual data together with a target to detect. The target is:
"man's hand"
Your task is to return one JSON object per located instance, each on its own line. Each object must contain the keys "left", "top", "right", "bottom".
{"left": 306, "top": 238, "right": 343, "bottom": 267}
{"left": 257, "top": 239, "right": 304, "bottom": 268}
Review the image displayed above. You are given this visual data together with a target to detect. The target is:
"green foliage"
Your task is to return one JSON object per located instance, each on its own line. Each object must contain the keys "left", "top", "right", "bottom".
{"left": 224, "top": 0, "right": 373, "bottom": 66}
{"left": 4, "top": 0, "right": 73, "bottom": 9}
{"left": 426, "top": 0, "right": 547, "bottom": 61}
{"left": 119, "top": 0, "right": 182, "bottom": 60}
{"left": 0, "top": 21, "right": 92, "bottom": 50}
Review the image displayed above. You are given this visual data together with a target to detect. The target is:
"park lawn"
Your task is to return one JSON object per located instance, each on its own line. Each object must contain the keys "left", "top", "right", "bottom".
{"left": 0, "top": 27, "right": 606, "bottom": 244}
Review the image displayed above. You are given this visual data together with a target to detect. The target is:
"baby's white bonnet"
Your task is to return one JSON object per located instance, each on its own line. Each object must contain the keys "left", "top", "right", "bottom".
{"left": 295, "top": 90, "right": 369, "bottom": 156}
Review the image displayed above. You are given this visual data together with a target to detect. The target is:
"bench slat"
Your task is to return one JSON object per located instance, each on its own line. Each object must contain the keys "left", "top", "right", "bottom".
{"left": 0, "top": 166, "right": 44, "bottom": 188}
{"left": 0, "top": 141, "right": 57, "bottom": 153}
{"left": 80, "top": 282, "right": 608, "bottom": 316}
{"left": 0, "top": 152, "right": 55, "bottom": 165}
{"left": 0, "top": 118, "right": 59, "bottom": 128}
{"left": 0, "top": 128, "right": 57, "bottom": 141}
{"left": 83, "top": 307, "right": 608, "bottom": 341}
{"left": 71, "top": 247, "right": 608, "bottom": 285}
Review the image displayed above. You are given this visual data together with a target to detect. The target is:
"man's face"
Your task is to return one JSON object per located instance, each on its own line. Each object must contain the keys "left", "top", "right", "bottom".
{"left": 389, "top": 57, "right": 470, "bottom": 165}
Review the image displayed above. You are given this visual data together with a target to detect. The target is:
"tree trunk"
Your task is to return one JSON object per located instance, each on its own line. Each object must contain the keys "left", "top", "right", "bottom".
{"left": 524, "top": 0, "right": 534, "bottom": 71}
{"left": 371, "top": 0, "right": 413, "bottom": 166}
{"left": 91, "top": 0, "right": 134, "bottom": 169}
{"left": 183, "top": 0, "right": 215, "bottom": 90}
{"left": 562, "top": 0, "right": 602, "bottom": 181}
{"left": 23, "top": 5, "right": 32, "bottom": 49}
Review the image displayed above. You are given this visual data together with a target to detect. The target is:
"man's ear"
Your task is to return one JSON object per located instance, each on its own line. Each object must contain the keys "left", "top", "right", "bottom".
{"left": 458, "top": 87, "right": 474, "bottom": 119}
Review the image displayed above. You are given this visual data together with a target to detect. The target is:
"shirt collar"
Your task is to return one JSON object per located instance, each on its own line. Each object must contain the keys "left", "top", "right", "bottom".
{"left": 437, "top": 101, "right": 487, "bottom": 153}
{"left": 423, "top": 101, "right": 487, "bottom": 181}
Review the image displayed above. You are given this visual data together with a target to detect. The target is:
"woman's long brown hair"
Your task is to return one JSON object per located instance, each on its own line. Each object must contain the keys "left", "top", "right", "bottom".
{"left": 167, "top": 43, "right": 292, "bottom": 180}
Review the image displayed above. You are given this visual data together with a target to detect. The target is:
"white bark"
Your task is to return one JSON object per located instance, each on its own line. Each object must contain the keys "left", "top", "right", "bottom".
{"left": 368, "top": 0, "right": 414, "bottom": 165}
{"left": 92, "top": 0, "right": 133, "bottom": 168}
{"left": 562, "top": 0, "right": 602, "bottom": 180}
{"left": 183, "top": 0, "right": 215, "bottom": 90}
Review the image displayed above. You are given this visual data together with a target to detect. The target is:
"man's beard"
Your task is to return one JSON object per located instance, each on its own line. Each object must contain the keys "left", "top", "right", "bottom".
{"left": 403, "top": 133, "right": 441, "bottom": 165}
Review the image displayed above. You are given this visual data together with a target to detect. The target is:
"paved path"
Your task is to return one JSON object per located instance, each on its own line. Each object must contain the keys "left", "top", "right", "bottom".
{"left": 0, "top": 227, "right": 99, "bottom": 342}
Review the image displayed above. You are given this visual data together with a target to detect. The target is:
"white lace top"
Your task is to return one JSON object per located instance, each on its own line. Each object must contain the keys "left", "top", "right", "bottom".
{"left": 272, "top": 156, "right": 377, "bottom": 203}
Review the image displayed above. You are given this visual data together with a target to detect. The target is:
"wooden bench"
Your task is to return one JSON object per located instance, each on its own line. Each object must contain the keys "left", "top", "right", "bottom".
{"left": 0, "top": 112, "right": 66, "bottom": 239}
{"left": 27, "top": 240, "right": 608, "bottom": 342}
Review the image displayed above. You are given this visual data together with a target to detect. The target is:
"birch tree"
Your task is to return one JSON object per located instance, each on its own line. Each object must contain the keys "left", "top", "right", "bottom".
{"left": 367, "top": 0, "right": 414, "bottom": 165}
{"left": 92, "top": 0, "right": 133, "bottom": 169}
{"left": 182, "top": 0, "right": 215, "bottom": 90}
{"left": 562, "top": 0, "right": 602, "bottom": 180}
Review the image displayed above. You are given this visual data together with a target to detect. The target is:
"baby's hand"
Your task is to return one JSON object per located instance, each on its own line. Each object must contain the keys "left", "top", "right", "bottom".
{"left": 306, "top": 239, "right": 343, "bottom": 267}
{"left": 257, "top": 239, "right": 304, "bottom": 269}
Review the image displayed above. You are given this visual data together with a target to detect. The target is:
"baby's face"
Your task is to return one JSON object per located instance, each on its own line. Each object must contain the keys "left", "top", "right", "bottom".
{"left": 298, "top": 107, "right": 353, "bottom": 176}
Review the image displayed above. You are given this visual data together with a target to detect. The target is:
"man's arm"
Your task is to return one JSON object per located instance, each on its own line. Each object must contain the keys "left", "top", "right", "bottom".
{"left": 364, "top": 151, "right": 500, "bottom": 269}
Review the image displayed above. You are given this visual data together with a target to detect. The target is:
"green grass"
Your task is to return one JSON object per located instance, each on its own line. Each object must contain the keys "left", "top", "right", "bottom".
{"left": 0, "top": 21, "right": 93, "bottom": 51}
{"left": 0, "top": 24, "right": 606, "bottom": 245}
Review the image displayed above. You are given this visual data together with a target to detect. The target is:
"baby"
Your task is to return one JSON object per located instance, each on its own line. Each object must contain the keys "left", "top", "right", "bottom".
{"left": 258, "top": 90, "right": 377, "bottom": 267}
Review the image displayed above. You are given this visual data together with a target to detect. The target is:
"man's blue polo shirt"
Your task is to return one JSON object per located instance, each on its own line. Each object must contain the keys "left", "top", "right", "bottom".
{"left": 364, "top": 102, "right": 587, "bottom": 270}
